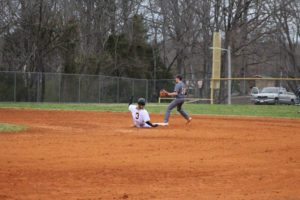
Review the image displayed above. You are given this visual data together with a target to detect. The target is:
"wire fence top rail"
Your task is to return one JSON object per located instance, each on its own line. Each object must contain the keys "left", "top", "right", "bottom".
{"left": 2, "top": 71, "right": 299, "bottom": 81}
{"left": 0, "top": 71, "right": 173, "bottom": 81}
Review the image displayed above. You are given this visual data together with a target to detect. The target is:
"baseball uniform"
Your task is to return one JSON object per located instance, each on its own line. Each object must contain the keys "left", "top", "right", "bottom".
{"left": 129, "top": 105, "right": 151, "bottom": 128}
{"left": 164, "top": 81, "right": 190, "bottom": 122}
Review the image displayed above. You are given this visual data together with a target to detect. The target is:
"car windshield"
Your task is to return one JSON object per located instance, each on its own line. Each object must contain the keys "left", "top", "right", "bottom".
{"left": 261, "top": 88, "right": 279, "bottom": 93}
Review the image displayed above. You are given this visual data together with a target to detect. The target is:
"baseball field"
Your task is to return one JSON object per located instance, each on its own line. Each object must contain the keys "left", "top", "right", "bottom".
{"left": 0, "top": 103, "right": 300, "bottom": 200}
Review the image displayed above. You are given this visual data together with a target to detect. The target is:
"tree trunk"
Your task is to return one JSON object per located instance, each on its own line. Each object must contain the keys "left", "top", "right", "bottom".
{"left": 176, "top": 49, "right": 184, "bottom": 75}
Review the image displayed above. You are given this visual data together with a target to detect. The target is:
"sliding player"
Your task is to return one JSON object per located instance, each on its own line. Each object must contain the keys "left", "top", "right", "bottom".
{"left": 128, "top": 97, "right": 158, "bottom": 128}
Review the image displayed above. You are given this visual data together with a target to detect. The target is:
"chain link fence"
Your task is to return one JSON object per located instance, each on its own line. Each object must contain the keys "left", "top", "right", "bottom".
{"left": 1, "top": 71, "right": 299, "bottom": 104}
{"left": 0, "top": 71, "right": 211, "bottom": 103}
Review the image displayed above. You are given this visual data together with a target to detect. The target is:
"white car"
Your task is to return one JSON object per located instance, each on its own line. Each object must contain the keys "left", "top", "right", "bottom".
{"left": 251, "top": 87, "right": 296, "bottom": 105}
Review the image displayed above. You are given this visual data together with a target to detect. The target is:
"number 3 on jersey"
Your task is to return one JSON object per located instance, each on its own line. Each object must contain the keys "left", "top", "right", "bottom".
{"left": 135, "top": 112, "right": 139, "bottom": 119}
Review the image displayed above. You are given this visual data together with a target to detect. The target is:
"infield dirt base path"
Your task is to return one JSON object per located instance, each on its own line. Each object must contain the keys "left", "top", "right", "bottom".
{"left": 0, "top": 108, "right": 299, "bottom": 200}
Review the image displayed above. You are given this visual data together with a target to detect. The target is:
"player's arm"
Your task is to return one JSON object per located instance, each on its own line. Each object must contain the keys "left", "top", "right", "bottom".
{"left": 128, "top": 96, "right": 135, "bottom": 112}
{"left": 168, "top": 89, "right": 178, "bottom": 96}
{"left": 146, "top": 121, "right": 158, "bottom": 127}
{"left": 128, "top": 96, "right": 134, "bottom": 106}
{"left": 143, "top": 110, "right": 158, "bottom": 127}
{"left": 167, "top": 92, "right": 178, "bottom": 96}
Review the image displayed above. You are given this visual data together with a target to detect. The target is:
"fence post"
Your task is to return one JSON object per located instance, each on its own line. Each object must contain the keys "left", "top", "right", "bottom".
{"left": 98, "top": 75, "right": 101, "bottom": 103}
{"left": 37, "top": 73, "right": 40, "bottom": 102}
{"left": 117, "top": 77, "right": 120, "bottom": 103}
{"left": 210, "top": 79, "right": 214, "bottom": 104}
{"left": 14, "top": 72, "right": 16, "bottom": 102}
{"left": 132, "top": 79, "right": 135, "bottom": 97}
{"left": 146, "top": 79, "right": 148, "bottom": 102}
{"left": 78, "top": 75, "right": 81, "bottom": 103}
{"left": 58, "top": 74, "right": 61, "bottom": 103}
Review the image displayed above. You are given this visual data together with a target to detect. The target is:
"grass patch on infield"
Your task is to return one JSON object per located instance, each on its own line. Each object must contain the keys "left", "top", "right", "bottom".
{"left": 0, "top": 123, "right": 28, "bottom": 132}
{"left": 0, "top": 102, "right": 300, "bottom": 119}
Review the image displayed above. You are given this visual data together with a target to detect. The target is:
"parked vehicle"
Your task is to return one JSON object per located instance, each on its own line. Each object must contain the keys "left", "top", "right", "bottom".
{"left": 250, "top": 87, "right": 296, "bottom": 105}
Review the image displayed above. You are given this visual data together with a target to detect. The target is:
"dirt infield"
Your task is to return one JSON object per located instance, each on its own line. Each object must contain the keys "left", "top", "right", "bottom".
{"left": 0, "top": 108, "right": 299, "bottom": 200}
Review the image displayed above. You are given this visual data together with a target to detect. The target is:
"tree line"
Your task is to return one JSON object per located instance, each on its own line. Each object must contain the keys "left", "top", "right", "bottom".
{"left": 1, "top": 1, "right": 300, "bottom": 88}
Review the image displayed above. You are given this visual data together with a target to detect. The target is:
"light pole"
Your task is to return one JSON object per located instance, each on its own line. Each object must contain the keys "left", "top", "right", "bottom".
{"left": 209, "top": 46, "right": 232, "bottom": 105}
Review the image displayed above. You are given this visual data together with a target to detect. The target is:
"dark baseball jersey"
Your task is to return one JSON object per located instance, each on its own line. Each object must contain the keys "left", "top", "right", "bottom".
{"left": 174, "top": 82, "right": 187, "bottom": 99}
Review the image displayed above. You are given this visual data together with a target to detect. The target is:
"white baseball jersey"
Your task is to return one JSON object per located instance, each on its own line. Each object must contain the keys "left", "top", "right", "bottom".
{"left": 129, "top": 105, "right": 151, "bottom": 128}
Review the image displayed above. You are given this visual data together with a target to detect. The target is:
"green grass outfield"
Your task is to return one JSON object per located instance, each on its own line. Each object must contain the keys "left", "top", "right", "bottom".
{"left": 0, "top": 123, "right": 28, "bottom": 132}
{"left": 0, "top": 102, "right": 300, "bottom": 119}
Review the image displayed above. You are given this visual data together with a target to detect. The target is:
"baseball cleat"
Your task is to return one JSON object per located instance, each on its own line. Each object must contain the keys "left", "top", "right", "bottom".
{"left": 186, "top": 117, "right": 192, "bottom": 124}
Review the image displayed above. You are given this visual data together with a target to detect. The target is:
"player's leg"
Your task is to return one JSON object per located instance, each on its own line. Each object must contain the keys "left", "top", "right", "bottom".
{"left": 142, "top": 123, "right": 152, "bottom": 128}
{"left": 177, "top": 100, "right": 192, "bottom": 124}
{"left": 164, "top": 99, "right": 178, "bottom": 123}
{"left": 176, "top": 100, "right": 189, "bottom": 120}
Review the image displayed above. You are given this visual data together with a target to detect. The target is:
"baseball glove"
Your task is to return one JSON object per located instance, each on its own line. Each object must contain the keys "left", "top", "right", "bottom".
{"left": 160, "top": 89, "right": 168, "bottom": 97}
